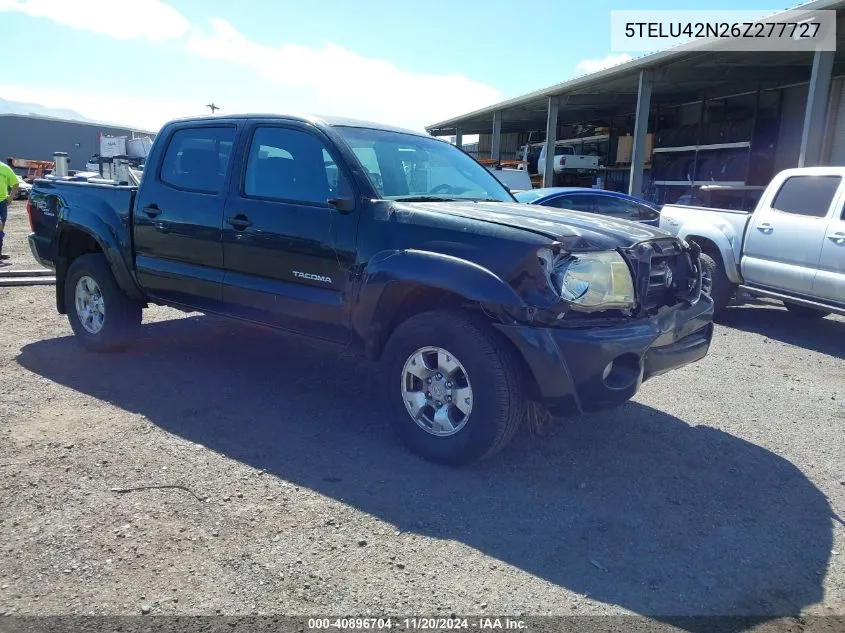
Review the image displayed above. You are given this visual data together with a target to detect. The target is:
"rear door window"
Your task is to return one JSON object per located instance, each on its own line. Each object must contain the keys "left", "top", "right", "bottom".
{"left": 594, "top": 195, "right": 659, "bottom": 221}
{"left": 547, "top": 194, "right": 595, "bottom": 212}
{"left": 771, "top": 175, "right": 841, "bottom": 218}
{"left": 633, "top": 201, "right": 659, "bottom": 221}
{"left": 159, "top": 126, "right": 236, "bottom": 194}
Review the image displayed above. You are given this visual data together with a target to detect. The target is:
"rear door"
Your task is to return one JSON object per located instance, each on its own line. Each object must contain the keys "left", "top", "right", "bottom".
{"left": 741, "top": 173, "right": 841, "bottom": 295}
{"left": 133, "top": 124, "right": 237, "bottom": 311}
{"left": 220, "top": 122, "right": 360, "bottom": 342}
{"left": 813, "top": 199, "right": 845, "bottom": 305}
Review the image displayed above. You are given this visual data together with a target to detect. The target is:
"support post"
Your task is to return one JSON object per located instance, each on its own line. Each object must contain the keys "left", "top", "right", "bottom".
{"left": 491, "top": 112, "right": 502, "bottom": 162}
{"left": 821, "top": 78, "right": 842, "bottom": 165}
{"left": 543, "top": 96, "right": 559, "bottom": 188}
{"left": 455, "top": 127, "right": 463, "bottom": 150}
{"left": 799, "top": 49, "right": 834, "bottom": 167}
{"left": 691, "top": 95, "right": 706, "bottom": 198}
{"left": 628, "top": 69, "right": 653, "bottom": 198}
{"left": 743, "top": 87, "right": 761, "bottom": 209}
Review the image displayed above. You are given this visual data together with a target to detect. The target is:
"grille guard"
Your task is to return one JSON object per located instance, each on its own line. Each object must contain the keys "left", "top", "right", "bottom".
{"left": 623, "top": 238, "right": 704, "bottom": 315}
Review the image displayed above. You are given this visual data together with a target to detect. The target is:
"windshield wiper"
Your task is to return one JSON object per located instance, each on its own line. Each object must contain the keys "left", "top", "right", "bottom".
{"left": 392, "top": 195, "right": 456, "bottom": 202}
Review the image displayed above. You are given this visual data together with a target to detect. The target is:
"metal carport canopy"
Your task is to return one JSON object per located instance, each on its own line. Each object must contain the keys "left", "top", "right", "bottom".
{"left": 426, "top": 0, "right": 845, "bottom": 136}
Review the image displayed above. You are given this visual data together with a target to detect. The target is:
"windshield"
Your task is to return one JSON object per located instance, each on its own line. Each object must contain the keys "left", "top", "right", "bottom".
{"left": 513, "top": 190, "right": 545, "bottom": 203}
{"left": 333, "top": 126, "right": 514, "bottom": 202}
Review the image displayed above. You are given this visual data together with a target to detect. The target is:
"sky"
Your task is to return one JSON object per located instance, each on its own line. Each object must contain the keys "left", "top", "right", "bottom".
{"left": 0, "top": 0, "right": 787, "bottom": 133}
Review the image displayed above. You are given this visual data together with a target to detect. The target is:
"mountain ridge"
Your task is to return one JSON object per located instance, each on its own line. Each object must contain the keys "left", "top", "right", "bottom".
{"left": 0, "top": 96, "right": 92, "bottom": 122}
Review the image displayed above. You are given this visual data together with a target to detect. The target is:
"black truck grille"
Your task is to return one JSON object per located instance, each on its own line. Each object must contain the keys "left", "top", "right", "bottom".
{"left": 646, "top": 258, "right": 672, "bottom": 307}
{"left": 623, "top": 238, "right": 702, "bottom": 314}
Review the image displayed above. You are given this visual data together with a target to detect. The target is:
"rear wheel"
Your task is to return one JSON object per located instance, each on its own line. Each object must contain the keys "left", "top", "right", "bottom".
{"left": 784, "top": 303, "right": 830, "bottom": 319}
{"left": 383, "top": 310, "right": 525, "bottom": 466}
{"left": 65, "top": 253, "right": 142, "bottom": 352}
{"left": 700, "top": 252, "right": 731, "bottom": 318}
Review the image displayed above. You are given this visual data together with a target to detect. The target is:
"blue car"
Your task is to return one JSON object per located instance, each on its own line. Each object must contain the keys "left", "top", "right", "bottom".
{"left": 513, "top": 187, "right": 661, "bottom": 226}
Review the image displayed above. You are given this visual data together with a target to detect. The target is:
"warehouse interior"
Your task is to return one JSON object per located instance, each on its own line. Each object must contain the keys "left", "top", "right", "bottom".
{"left": 426, "top": 0, "right": 845, "bottom": 210}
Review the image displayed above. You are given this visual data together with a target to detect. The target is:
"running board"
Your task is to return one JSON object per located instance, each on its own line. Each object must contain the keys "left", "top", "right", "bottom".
{"left": 0, "top": 275, "right": 56, "bottom": 287}
{"left": 738, "top": 285, "right": 845, "bottom": 317}
{"left": 0, "top": 268, "right": 54, "bottom": 278}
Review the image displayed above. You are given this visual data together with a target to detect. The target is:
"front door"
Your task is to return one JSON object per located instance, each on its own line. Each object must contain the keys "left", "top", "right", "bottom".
{"left": 221, "top": 123, "right": 360, "bottom": 342}
{"left": 741, "top": 174, "right": 840, "bottom": 296}
{"left": 133, "top": 124, "right": 237, "bottom": 311}
{"left": 813, "top": 204, "right": 845, "bottom": 305}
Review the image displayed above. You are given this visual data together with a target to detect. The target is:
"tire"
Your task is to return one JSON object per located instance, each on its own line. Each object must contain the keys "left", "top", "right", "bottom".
{"left": 700, "top": 252, "right": 731, "bottom": 318}
{"left": 383, "top": 309, "right": 525, "bottom": 466}
{"left": 65, "top": 253, "right": 142, "bottom": 352}
{"left": 784, "top": 303, "right": 830, "bottom": 319}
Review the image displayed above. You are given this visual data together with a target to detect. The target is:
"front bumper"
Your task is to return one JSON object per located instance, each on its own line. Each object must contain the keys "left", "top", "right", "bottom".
{"left": 28, "top": 233, "right": 54, "bottom": 269}
{"left": 495, "top": 294, "right": 714, "bottom": 416}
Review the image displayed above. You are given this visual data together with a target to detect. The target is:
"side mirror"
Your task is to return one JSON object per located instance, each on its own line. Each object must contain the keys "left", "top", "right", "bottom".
{"left": 327, "top": 196, "right": 355, "bottom": 213}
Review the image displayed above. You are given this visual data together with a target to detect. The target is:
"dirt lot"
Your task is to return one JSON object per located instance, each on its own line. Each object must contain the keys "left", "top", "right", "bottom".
{"left": 1, "top": 200, "right": 844, "bottom": 623}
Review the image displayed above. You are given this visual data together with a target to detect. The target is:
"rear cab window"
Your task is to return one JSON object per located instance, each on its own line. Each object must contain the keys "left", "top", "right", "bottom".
{"left": 771, "top": 175, "right": 841, "bottom": 218}
{"left": 159, "top": 126, "right": 236, "bottom": 194}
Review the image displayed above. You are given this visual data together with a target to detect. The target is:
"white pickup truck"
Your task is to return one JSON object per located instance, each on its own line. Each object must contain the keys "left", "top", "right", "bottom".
{"left": 537, "top": 143, "right": 600, "bottom": 174}
{"left": 659, "top": 167, "right": 845, "bottom": 318}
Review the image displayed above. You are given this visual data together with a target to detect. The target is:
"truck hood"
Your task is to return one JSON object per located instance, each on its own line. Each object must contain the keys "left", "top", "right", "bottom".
{"left": 396, "top": 200, "right": 670, "bottom": 250}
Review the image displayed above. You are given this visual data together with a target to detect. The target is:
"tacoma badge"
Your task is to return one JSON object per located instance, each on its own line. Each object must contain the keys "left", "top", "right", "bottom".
{"left": 293, "top": 270, "right": 332, "bottom": 284}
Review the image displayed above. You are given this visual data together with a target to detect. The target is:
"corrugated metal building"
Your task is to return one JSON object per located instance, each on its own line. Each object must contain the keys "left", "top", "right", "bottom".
{"left": 0, "top": 114, "right": 156, "bottom": 172}
{"left": 427, "top": 0, "right": 845, "bottom": 204}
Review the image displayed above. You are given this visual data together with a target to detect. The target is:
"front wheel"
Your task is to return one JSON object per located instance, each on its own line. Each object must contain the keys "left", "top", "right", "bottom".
{"left": 699, "top": 253, "right": 731, "bottom": 318}
{"left": 65, "top": 253, "right": 142, "bottom": 352}
{"left": 383, "top": 310, "right": 525, "bottom": 466}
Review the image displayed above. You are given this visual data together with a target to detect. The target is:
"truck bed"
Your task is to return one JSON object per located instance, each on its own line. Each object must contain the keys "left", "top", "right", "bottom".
{"left": 28, "top": 177, "right": 138, "bottom": 269}
{"left": 660, "top": 203, "right": 751, "bottom": 236}
{"left": 658, "top": 203, "right": 752, "bottom": 279}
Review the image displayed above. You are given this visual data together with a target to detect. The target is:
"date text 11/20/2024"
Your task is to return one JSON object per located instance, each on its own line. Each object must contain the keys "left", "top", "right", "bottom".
{"left": 307, "top": 617, "right": 527, "bottom": 630}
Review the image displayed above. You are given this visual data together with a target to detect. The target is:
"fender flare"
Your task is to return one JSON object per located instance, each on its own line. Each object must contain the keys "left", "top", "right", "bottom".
{"left": 55, "top": 207, "right": 144, "bottom": 311}
{"left": 352, "top": 249, "right": 526, "bottom": 356}
{"left": 676, "top": 223, "right": 742, "bottom": 285}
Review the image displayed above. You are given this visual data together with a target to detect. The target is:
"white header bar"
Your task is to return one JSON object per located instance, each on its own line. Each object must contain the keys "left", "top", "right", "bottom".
{"left": 611, "top": 10, "right": 837, "bottom": 52}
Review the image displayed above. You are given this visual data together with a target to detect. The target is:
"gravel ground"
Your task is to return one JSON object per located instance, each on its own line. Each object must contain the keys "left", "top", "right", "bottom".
{"left": 0, "top": 200, "right": 844, "bottom": 624}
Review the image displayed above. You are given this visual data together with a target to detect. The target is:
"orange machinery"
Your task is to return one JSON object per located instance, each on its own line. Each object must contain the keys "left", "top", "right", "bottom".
{"left": 6, "top": 157, "right": 54, "bottom": 181}
{"left": 476, "top": 158, "right": 527, "bottom": 170}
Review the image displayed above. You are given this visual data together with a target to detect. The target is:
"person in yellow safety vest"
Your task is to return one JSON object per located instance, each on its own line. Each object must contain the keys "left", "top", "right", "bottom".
{"left": 0, "top": 161, "right": 19, "bottom": 261}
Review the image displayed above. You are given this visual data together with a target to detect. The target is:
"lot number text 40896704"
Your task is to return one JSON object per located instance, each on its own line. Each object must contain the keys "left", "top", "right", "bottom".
{"left": 307, "top": 617, "right": 527, "bottom": 630}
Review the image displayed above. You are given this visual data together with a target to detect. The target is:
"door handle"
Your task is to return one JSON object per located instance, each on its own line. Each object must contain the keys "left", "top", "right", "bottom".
{"left": 828, "top": 232, "right": 845, "bottom": 245}
{"left": 756, "top": 223, "right": 774, "bottom": 233}
{"left": 143, "top": 204, "right": 161, "bottom": 218}
{"left": 226, "top": 215, "right": 252, "bottom": 230}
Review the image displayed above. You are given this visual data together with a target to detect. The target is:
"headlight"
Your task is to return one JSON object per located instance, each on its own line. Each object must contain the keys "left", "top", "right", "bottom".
{"left": 537, "top": 248, "right": 636, "bottom": 311}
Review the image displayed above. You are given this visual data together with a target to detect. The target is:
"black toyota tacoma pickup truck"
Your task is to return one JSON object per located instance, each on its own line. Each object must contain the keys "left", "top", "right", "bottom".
{"left": 27, "top": 114, "right": 713, "bottom": 465}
